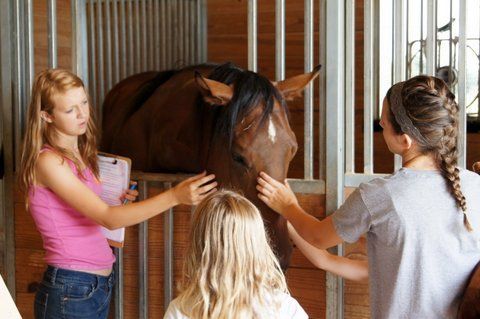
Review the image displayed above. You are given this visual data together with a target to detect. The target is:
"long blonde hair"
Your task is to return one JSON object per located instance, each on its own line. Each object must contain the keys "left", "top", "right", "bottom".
{"left": 18, "top": 69, "right": 99, "bottom": 197}
{"left": 176, "top": 190, "right": 288, "bottom": 319}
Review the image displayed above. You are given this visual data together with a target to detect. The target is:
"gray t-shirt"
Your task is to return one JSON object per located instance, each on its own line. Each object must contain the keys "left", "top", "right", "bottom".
{"left": 333, "top": 168, "right": 480, "bottom": 319}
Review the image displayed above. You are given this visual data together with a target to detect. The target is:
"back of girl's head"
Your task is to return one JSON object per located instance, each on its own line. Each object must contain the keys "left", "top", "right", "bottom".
{"left": 19, "top": 69, "right": 98, "bottom": 197}
{"left": 177, "top": 190, "right": 288, "bottom": 319}
{"left": 386, "top": 75, "right": 472, "bottom": 231}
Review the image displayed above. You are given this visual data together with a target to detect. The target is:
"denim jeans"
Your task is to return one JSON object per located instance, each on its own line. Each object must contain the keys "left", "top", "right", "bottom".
{"left": 34, "top": 266, "right": 114, "bottom": 319}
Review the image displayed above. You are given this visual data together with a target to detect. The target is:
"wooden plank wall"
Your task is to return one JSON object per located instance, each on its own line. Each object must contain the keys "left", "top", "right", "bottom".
{"left": 10, "top": 0, "right": 480, "bottom": 318}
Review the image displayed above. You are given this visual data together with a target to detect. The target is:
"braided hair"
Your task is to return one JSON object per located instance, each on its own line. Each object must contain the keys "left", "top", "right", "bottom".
{"left": 387, "top": 75, "right": 473, "bottom": 232}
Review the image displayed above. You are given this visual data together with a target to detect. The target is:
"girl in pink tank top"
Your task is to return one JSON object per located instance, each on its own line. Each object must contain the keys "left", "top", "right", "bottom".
{"left": 19, "top": 69, "right": 217, "bottom": 319}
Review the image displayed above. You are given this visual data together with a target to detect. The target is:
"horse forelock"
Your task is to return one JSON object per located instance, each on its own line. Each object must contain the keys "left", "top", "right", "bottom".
{"left": 207, "top": 63, "right": 288, "bottom": 148}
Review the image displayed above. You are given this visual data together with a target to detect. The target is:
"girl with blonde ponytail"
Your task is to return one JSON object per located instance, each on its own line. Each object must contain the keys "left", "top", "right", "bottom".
{"left": 164, "top": 190, "right": 307, "bottom": 319}
{"left": 257, "top": 75, "right": 480, "bottom": 318}
{"left": 19, "top": 69, "right": 217, "bottom": 319}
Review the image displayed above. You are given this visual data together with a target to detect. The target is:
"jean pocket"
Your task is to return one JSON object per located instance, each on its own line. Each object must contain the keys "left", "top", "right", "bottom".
{"left": 34, "top": 289, "right": 48, "bottom": 319}
{"left": 64, "top": 282, "right": 96, "bottom": 301}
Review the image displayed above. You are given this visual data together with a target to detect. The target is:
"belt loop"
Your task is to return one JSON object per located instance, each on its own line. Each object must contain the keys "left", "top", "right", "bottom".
{"left": 50, "top": 266, "right": 58, "bottom": 284}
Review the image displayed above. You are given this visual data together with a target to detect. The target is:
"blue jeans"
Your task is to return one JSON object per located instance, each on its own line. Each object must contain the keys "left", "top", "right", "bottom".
{"left": 34, "top": 266, "right": 114, "bottom": 319}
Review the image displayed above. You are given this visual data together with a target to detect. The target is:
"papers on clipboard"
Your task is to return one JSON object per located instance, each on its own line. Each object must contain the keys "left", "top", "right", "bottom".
{"left": 97, "top": 152, "right": 132, "bottom": 248}
{"left": 0, "top": 275, "right": 22, "bottom": 319}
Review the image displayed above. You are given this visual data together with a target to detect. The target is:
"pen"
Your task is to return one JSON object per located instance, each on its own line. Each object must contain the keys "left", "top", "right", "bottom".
{"left": 123, "top": 183, "right": 138, "bottom": 205}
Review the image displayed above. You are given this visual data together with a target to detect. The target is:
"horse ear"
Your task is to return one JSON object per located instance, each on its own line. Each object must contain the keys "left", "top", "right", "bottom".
{"left": 274, "top": 65, "right": 322, "bottom": 101}
{"left": 194, "top": 71, "right": 233, "bottom": 106}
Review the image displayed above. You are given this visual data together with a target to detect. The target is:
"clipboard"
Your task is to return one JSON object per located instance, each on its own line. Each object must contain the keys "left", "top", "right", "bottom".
{"left": 0, "top": 275, "right": 22, "bottom": 319}
{"left": 97, "top": 152, "right": 132, "bottom": 248}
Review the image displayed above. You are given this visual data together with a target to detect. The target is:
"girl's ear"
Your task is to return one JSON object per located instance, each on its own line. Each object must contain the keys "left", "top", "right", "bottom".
{"left": 398, "top": 133, "right": 414, "bottom": 150}
{"left": 41, "top": 111, "right": 53, "bottom": 123}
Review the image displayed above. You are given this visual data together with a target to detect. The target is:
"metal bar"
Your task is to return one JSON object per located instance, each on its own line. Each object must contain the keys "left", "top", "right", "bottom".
{"left": 135, "top": 0, "right": 141, "bottom": 72}
{"left": 141, "top": 0, "right": 147, "bottom": 71}
{"left": 325, "top": 1, "right": 345, "bottom": 318}
{"left": 448, "top": 0, "right": 453, "bottom": 86}
{"left": 163, "top": 182, "right": 174, "bottom": 309}
{"left": 200, "top": 0, "right": 207, "bottom": 62}
{"left": 345, "top": 0, "right": 355, "bottom": 174}
{"left": 178, "top": 0, "right": 184, "bottom": 66}
{"left": 138, "top": 180, "right": 148, "bottom": 319}
{"left": 318, "top": 0, "right": 326, "bottom": 181}
{"left": 345, "top": 173, "right": 389, "bottom": 187}
{"left": 166, "top": 0, "right": 172, "bottom": 67}
{"left": 457, "top": 0, "right": 467, "bottom": 168}
{"left": 426, "top": 0, "right": 437, "bottom": 76}
{"left": 248, "top": 0, "right": 257, "bottom": 71}
{"left": 173, "top": 0, "right": 178, "bottom": 66}
{"left": 364, "top": 0, "right": 374, "bottom": 174}
{"left": 420, "top": 0, "right": 424, "bottom": 73}
{"left": 184, "top": 0, "right": 190, "bottom": 64}
{"left": 120, "top": 0, "right": 127, "bottom": 79}
{"left": 275, "top": 0, "right": 285, "bottom": 81}
{"left": 105, "top": 0, "right": 113, "bottom": 90}
{"left": 286, "top": 179, "right": 325, "bottom": 194}
{"left": 114, "top": 248, "right": 124, "bottom": 319}
{"left": 148, "top": 0, "right": 154, "bottom": 70}
{"left": 393, "top": 0, "right": 407, "bottom": 170}
{"left": 0, "top": 0, "right": 16, "bottom": 294}
{"left": 128, "top": 0, "right": 134, "bottom": 75}
{"left": 154, "top": 0, "right": 160, "bottom": 69}
{"left": 47, "top": 0, "right": 58, "bottom": 68}
{"left": 88, "top": 0, "right": 97, "bottom": 109}
{"left": 25, "top": 0, "right": 34, "bottom": 102}
{"left": 96, "top": 0, "right": 105, "bottom": 122}
{"left": 161, "top": 0, "right": 166, "bottom": 69}
{"left": 112, "top": 0, "right": 120, "bottom": 84}
{"left": 304, "top": 0, "right": 314, "bottom": 180}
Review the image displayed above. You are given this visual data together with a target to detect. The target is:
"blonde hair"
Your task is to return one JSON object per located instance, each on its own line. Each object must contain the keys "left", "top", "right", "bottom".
{"left": 387, "top": 75, "right": 472, "bottom": 231}
{"left": 18, "top": 69, "right": 99, "bottom": 198}
{"left": 176, "top": 190, "right": 288, "bottom": 319}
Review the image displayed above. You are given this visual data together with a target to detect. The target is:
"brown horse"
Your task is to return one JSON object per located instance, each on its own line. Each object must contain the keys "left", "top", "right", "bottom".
{"left": 101, "top": 62, "right": 320, "bottom": 269}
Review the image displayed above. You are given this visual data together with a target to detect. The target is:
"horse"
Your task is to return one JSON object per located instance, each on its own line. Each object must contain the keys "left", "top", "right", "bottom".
{"left": 101, "top": 62, "right": 320, "bottom": 269}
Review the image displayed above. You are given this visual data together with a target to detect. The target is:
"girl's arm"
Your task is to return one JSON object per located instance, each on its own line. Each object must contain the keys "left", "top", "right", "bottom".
{"left": 287, "top": 223, "right": 368, "bottom": 282}
{"left": 36, "top": 151, "right": 217, "bottom": 230}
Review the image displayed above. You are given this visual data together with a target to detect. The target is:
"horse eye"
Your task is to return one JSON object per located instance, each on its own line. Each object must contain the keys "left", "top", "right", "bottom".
{"left": 232, "top": 152, "right": 250, "bottom": 168}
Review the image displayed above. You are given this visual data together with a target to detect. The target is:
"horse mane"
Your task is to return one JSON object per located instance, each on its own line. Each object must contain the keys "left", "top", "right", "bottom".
{"left": 205, "top": 62, "right": 288, "bottom": 148}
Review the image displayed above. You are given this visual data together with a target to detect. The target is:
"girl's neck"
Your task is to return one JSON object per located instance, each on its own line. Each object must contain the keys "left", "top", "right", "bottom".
{"left": 402, "top": 152, "right": 438, "bottom": 170}
{"left": 51, "top": 132, "right": 79, "bottom": 153}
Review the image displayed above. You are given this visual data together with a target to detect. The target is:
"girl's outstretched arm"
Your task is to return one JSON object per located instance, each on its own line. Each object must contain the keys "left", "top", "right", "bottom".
{"left": 288, "top": 223, "right": 368, "bottom": 282}
{"left": 257, "top": 171, "right": 342, "bottom": 249}
{"left": 35, "top": 151, "right": 217, "bottom": 230}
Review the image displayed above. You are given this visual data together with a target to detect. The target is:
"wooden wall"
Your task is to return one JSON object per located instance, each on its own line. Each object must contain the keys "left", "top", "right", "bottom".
{"left": 10, "top": 0, "right": 480, "bottom": 319}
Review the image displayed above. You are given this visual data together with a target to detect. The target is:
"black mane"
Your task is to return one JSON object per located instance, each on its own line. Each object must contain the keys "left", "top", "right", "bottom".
{"left": 206, "top": 62, "right": 287, "bottom": 147}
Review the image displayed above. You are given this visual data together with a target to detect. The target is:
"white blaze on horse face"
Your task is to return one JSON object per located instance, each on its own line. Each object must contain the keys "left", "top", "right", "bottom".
{"left": 268, "top": 115, "right": 277, "bottom": 143}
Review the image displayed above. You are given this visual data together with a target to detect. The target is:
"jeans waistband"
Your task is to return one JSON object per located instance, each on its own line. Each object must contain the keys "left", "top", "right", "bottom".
{"left": 43, "top": 265, "right": 114, "bottom": 286}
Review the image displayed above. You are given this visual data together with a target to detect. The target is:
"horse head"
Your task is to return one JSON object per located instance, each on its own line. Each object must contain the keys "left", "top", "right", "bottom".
{"left": 194, "top": 63, "right": 320, "bottom": 269}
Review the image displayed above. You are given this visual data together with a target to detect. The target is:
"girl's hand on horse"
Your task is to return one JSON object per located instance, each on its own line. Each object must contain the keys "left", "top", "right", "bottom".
{"left": 257, "top": 172, "right": 299, "bottom": 216}
{"left": 173, "top": 171, "right": 217, "bottom": 205}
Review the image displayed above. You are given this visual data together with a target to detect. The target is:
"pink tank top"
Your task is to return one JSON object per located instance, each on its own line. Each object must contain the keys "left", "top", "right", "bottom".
{"left": 28, "top": 147, "right": 115, "bottom": 270}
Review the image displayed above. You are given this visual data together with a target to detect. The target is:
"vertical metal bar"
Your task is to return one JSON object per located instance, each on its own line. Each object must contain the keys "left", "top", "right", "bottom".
{"left": 426, "top": 0, "right": 437, "bottom": 76}
{"left": 154, "top": 0, "right": 160, "bottom": 70}
{"left": 393, "top": 0, "right": 407, "bottom": 170}
{"left": 73, "top": 0, "right": 89, "bottom": 86}
{"left": 96, "top": 0, "right": 105, "bottom": 122}
{"left": 457, "top": 0, "right": 467, "bottom": 167}
{"left": 47, "top": 0, "right": 58, "bottom": 68}
{"left": 114, "top": 248, "right": 124, "bottom": 319}
{"left": 141, "top": 0, "right": 147, "bottom": 71}
{"left": 105, "top": 0, "right": 113, "bottom": 91}
{"left": 184, "top": 0, "right": 189, "bottom": 64}
{"left": 345, "top": 0, "right": 355, "bottom": 174}
{"left": 135, "top": 0, "right": 141, "bottom": 72}
{"left": 148, "top": 0, "right": 154, "bottom": 70}
{"left": 88, "top": 0, "right": 97, "bottom": 108}
{"left": 195, "top": 0, "right": 201, "bottom": 64}
{"left": 161, "top": 0, "right": 166, "bottom": 69}
{"left": 112, "top": 0, "right": 120, "bottom": 85}
{"left": 138, "top": 180, "right": 148, "bottom": 319}
{"left": 364, "top": 0, "right": 374, "bottom": 174}
{"left": 275, "top": 0, "right": 285, "bottom": 81}
{"left": 120, "top": 0, "right": 127, "bottom": 79}
{"left": 325, "top": 0, "right": 345, "bottom": 318}
{"left": 248, "top": 0, "right": 257, "bottom": 71}
{"left": 420, "top": 0, "right": 424, "bottom": 73}
{"left": 189, "top": 0, "right": 195, "bottom": 64}
{"left": 173, "top": 0, "right": 178, "bottom": 66}
{"left": 128, "top": 0, "right": 134, "bottom": 75}
{"left": 25, "top": 0, "right": 34, "bottom": 101}
{"left": 164, "top": 182, "right": 174, "bottom": 309}
{"left": 319, "top": 0, "right": 327, "bottom": 181}
{"left": 0, "top": 0, "right": 16, "bottom": 294}
{"left": 12, "top": 0, "right": 25, "bottom": 167}
{"left": 200, "top": 0, "right": 207, "bottom": 62}
{"left": 448, "top": 0, "right": 453, "bottom": 86}
{"left": 178, "top": 0, "right": 184, "bottom": 66}
{"left": 304, "top": 0, "right": 314, "bottom": 179}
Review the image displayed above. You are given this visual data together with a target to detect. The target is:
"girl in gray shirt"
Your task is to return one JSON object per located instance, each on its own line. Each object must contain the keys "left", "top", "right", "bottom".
{"left": 257, "top": 75, "right": 480, "bottom": 318}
